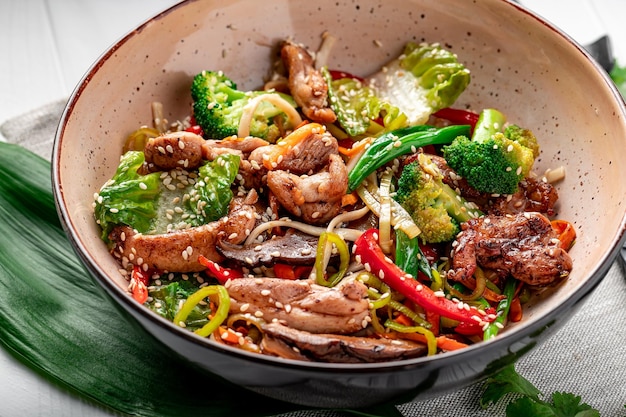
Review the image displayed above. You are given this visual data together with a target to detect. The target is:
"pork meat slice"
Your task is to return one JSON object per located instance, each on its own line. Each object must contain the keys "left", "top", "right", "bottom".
{"left": 281, "top": 40, "right": 336, "bottom": 124}
{"left": 448, "top": 212, "right": 574, "bottom": 286}
{"left": 248, "top": 123, "right": 339, "bottom": 175}
{"left": 143, "top": 131, "right": 205, "bottom": 172}
{"left": 109, "top": 194, "right": 260, "bottom": 272}
{"left": 227, "top": 278, "right": 369, "bottom": 334}
{"left": 266, "top": 153, "right": 348, "bottom": 224}
{"left": 260, "top": 322, "right": 427, "bottom": 363}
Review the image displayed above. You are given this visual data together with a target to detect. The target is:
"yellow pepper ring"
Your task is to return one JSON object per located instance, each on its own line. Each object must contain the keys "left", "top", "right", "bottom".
{"left": 173, "top": 285, "right": 230, "bottom": 338}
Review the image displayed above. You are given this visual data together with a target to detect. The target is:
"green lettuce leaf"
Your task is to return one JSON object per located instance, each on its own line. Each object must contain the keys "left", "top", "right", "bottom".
{"left": 94, "top": 150, "right": 161, "bottom": 241}
{"left": 187, "top": 153, "right": 240, "bottom": 226}
{"left": 368, "top": 42, "right": 470, "bottom": 126}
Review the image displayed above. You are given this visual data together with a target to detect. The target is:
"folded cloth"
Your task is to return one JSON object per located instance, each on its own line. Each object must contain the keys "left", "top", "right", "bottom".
{"left": 2, "top": 100, "right": 626, "bottom": 417}
{"left": 0, "top": 98, "right": 67, "bottom": 160}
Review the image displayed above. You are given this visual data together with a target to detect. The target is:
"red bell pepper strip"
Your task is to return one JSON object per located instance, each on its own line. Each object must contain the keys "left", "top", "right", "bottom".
{"left": 130, "top": 265, "right": 151, "bottom": 304}
{"left": 353, "top": 228, "right": 493, "bottom": 326}
{"left": 328, "top": 69, "right": 364, "bottom": 82}
{"left": 273, "top": 263, "right": 311, "bottom": 280}
{"left": 433, "top": 108, "right": 480, "bottom": 133}
{"left": 185, "top": 116, "right": 204, "bottom": 136}
{"left": 198, "top": 255, "right": 244, "bottom": 284}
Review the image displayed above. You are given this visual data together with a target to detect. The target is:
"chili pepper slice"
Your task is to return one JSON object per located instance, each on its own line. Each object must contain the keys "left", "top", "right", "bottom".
{"left": 328, "top": 69, "right": 365, "bottom": 82}
{"left": 130, "top": 265, "right": 151, "bottom": 304}
{"left": 173, "top": 285, "right": 230, "bottom": 337}
{"left": 353, "top": 228, "right": 492, "bottom": 326}
{"left": 315, "top": 232, "right": 350, "bottom": 287}
{"left": 198, "top": 255, "right": 243, "bottom": 284}
{"left": 273, "top": 263, "right": 311, "bottom": 280}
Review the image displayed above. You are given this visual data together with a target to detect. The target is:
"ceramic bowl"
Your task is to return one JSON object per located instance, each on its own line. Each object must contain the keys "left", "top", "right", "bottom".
{"left": 52, "top": 0, "right": 626, "bottom": 408}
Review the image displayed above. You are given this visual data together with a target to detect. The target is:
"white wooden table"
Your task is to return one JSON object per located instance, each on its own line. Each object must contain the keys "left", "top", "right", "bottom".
{"left": 1, "top": 1, "right": 625, "bottom": 416}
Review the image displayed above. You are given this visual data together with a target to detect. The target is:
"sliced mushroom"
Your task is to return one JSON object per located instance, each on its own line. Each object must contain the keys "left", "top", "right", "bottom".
{"left": 260, "top": 322, "right": 427, "bottom": 363}
{"left": 217, "top": 228, "right": 322, "bottom": 268}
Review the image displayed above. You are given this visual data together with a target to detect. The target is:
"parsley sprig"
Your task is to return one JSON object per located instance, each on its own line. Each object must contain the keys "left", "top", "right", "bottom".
{"left": 480, "top": 365, "right": 601, "bottom": 417}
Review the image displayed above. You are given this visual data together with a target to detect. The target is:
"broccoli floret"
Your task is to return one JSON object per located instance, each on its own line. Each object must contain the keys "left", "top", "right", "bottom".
{"left": 395, "top": 153, "right": 482, "bottom": 244}
{"left": 504, "top": 124, "right": 540, "bottom": 158}
{"left": 190, "top": 70, "right": 298, "bottom": 142}
{"left": 367, "top": 42, "right": 471, "bottom": 126}
{"left": 442, "top": 109, "right": 538, "bottom": 195}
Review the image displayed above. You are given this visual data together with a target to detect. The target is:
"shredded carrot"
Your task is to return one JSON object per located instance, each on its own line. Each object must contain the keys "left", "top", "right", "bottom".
{"left": 462, "top": 275, "right": 505, "bottom": 303}
{"left": 509, "top": 297, "right": 523, "bottom": 322}
{"left": 389, "top": 332, "right": 468, "bottom": 351}
{"left": 273, "top": 263, "right": 310, "bottom": 280}
{"left": 214, "top": 326, "right": 240, "bottom": 345}
{"left": 337, "top": 136, "right": 373, "bottom": 157}
{"left": 551, "top": 219, "right": 576, "bottom": 250}
{"left": 394, "top": 313, "right": 413, "bottom": 327}
{"left": 341, "top": 192, "right": 359, "bottom": 207}
{"left": 425, "top": 310, "right": 440, "bottom": 336}
{"left": 262, "top": 122, "right": 319, "bottom": 170}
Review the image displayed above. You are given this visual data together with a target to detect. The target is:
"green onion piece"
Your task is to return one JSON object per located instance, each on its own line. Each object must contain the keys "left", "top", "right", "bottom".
{"left": 384, "top": 320, "right": 437, "bottom": 356}
{"left": 484, "top": 276, "right": 517, "bottom": 341}
{"left": 314, "top": 232, "right": 350, "bottom": 287}
{"left": 347, "top": 124, "right": 471, "bottom": 191}
{"left": 387, "top": 299, "right": 431, "bottom": 328}
{"left": 356, "top": 177, "right": 421, "bottom": 239}
{"left": 443, "top": 266, "right": 487, "bottom": 302}
{"left": 367, "top": 288, "right": 392, "bottom": 310}
{"left": 173, "top": 285, "right": 230, "bottom": 337}
{"left": 395, "top": 229, "right": 433, "bottom": 281}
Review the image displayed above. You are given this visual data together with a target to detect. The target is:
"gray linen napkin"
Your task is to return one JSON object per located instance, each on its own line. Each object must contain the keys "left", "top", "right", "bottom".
{"left": 2, "top": 101, "right": 625, "bottom": 417}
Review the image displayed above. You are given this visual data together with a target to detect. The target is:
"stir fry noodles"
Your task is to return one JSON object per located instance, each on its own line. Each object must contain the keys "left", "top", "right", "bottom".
{"left": 94, "top": 39, "right": 575, "bottom": 363}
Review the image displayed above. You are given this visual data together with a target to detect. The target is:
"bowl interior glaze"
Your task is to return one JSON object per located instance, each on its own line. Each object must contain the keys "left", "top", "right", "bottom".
{"left": 53, "top": 0, "right": 626, "bottom": 407}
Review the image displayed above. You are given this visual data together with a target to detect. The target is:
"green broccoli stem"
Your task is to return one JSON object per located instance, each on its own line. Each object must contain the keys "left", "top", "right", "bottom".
{"left": 472, "top": 108, "right": 506, "bottom": 143}
{"left": 347, "top": 124, "right": 471, "bottom": 191}
{"left": 439, "top": 182, "right": 483, "bottom": 223}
